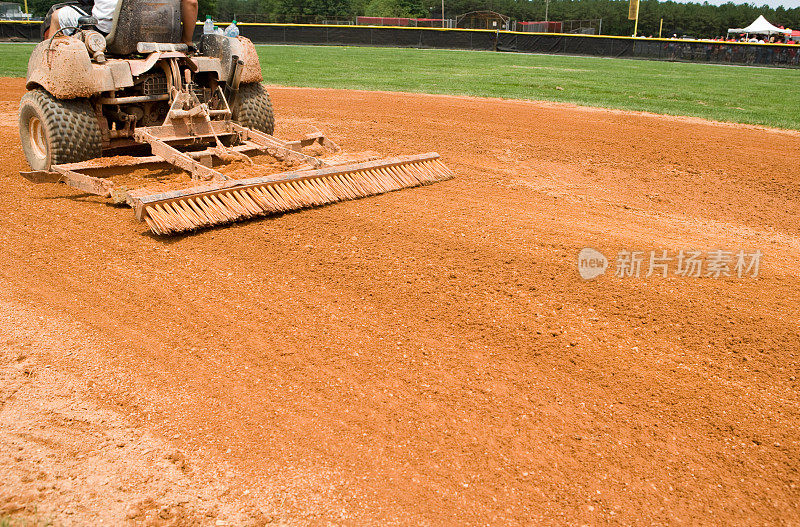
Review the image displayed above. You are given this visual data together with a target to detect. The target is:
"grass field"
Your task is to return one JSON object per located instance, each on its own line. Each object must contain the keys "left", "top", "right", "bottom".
{"left": 2, "top": 42, "right": 799, "bottom": 129}
{"left": 0, "top": 43, "right": 33, "bottom": 77}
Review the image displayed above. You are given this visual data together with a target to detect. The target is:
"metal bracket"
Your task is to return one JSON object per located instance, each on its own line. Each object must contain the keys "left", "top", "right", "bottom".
{"left": 135, "top": 127, "right": 226, "bottom": 181}
{"left": 20, "top": 167, "right": 114, "bottom": 197}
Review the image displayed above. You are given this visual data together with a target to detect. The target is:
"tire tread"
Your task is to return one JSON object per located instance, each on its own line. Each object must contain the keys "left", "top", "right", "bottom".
{"left": 235, "top": 83, "right": 275, "bottom": 135}
{"left": 20, "top": 89, "right": 101, "bottom": 168}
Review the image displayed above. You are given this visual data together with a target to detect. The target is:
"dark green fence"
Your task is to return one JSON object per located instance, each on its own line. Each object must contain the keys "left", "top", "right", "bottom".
{"left": 2, "top": 21, "right": 798, "bottom": 68}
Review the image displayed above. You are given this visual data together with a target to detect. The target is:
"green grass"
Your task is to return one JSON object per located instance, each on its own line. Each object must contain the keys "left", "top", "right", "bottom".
{"left": 2, "top": 42, "right": 799, "bottom": 129}
{"left": 0, "top": 42, "right": 33, "bottom": 76}
{"left": 256, "top": 45, "right": 800, "bottom": 129}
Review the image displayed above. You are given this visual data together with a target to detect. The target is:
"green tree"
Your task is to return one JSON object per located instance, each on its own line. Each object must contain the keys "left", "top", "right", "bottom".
{"left": 364, "top": 0, "right": 425, "bottom": 17}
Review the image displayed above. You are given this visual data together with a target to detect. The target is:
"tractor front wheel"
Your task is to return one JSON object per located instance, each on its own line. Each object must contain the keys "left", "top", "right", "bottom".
{"left": 19, "top": 89, "right": 102, "bottom": 171}
{"left": 234, "top": 82, "right": 275, "bottom": 135}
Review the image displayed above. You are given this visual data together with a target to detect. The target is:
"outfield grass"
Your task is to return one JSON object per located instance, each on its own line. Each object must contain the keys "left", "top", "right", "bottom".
{"left": 2, "top": 42, "right": 799, "bottom": 129}
{"left": 0, "top": 42, "right": 33, "bottom": 76}
{"left": 257, "top": 45, "right": 800, "bottom": 129}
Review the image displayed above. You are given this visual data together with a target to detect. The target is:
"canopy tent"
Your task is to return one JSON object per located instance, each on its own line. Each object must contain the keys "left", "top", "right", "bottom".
{"left": 727, "top": 15, "right": 791, "bottom": 35}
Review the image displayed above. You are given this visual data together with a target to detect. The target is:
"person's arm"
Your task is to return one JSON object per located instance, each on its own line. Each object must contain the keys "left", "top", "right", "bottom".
{"left": 181, "top": 0, "right": 198, "bottom": 46}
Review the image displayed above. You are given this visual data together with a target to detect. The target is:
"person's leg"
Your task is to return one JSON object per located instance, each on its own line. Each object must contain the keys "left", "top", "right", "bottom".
{"left": 50, "top": 6, "right": 89, "bottom": 37}
{"left": 180, "top": 0, "right": 198, "bottom": 45}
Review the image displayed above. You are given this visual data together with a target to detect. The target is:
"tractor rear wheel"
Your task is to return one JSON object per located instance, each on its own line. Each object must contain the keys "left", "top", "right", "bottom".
{"left": 19, "top": 89, "right": 102, "bottom": 171}
{"left": 234, "top": 82, "right": 275, "bottom": 135}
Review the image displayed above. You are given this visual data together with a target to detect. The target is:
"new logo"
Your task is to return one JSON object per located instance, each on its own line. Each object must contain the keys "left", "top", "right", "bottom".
{"left": 577, "top": 248, "right": 608, "bottom": 280}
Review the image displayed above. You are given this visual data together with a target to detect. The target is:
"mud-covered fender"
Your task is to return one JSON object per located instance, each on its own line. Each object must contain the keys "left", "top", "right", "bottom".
{"left": 199, "top": 35, "right": 263, "bottom": 84}
{"left": 26, "top": 38, "right": 134, "bottom": 99}
{"left": 238, "top": 37, "right": 263, "bottom": 84}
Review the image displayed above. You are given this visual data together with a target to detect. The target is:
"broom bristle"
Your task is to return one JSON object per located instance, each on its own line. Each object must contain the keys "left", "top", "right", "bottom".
{"left": 131, "top": 153, "right": 453, "bottom": 235}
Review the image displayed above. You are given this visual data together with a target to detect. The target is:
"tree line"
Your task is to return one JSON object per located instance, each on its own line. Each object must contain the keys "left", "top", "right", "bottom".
{"left": 16, "top": 0, "right": 800, "bottom": 38}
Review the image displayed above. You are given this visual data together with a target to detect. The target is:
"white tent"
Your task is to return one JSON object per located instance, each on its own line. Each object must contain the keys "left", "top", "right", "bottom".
{"left": 727, "top": 15, "right": 790, "bottom": 36}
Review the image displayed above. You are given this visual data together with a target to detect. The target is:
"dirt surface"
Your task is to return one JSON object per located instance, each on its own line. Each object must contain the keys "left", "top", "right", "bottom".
{"left": 0, "top": 298, "right": 276, "bottom": 526}
{"left": 1, "top": 77, "right": 799, "bottom": 525}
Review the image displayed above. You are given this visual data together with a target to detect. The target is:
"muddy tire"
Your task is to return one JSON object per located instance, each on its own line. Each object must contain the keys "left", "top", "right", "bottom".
{"left": 234, "top": 82, "right": 275, "bottom": 135}
{"left": 19, "top": 89, "right": 102, "bottom": 171}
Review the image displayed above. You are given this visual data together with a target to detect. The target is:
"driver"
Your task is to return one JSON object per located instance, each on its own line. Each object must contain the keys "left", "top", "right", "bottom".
{"left": 47, "top": 0, "right": 198, "bottom": 46}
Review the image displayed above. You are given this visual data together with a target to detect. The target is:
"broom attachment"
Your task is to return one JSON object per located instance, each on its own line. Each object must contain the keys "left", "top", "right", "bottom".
{"left": 19, "top": 84, "right": 453, "bottom": 235}
{"left": 130, "top": 153, "right": 452, "bottom": 235}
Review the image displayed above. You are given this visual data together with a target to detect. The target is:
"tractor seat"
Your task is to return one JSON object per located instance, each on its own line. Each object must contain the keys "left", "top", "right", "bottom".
{"left": 105, "top": 0, "right": 182, "bottom": 56}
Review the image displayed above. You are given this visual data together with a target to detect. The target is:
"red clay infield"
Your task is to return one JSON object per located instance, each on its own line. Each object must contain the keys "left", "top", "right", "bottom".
{"left": 1, "top": 77, "right": 799, "bottom": 525}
